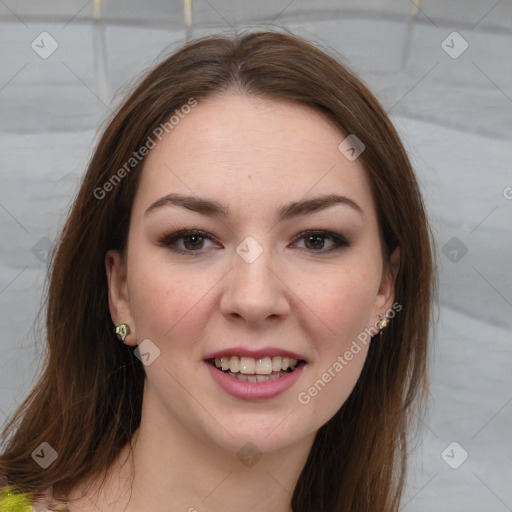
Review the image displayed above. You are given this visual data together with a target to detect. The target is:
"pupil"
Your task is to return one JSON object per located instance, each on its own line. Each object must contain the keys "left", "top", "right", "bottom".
{"left": 185, "top": 235, "right": 203, "bottom": 250}
{"left": 306, "top": 235, "right": 323, "bottom": 249}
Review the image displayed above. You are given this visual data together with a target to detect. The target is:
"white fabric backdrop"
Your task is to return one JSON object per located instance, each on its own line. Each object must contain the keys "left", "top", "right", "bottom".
{"left": 1, "top": 1, "right": 511, "bottom": 510}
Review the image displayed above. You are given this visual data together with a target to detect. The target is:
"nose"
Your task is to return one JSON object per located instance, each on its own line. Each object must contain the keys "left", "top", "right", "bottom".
{"left": 220, "top": 246, "right": 290, "bottom": 326}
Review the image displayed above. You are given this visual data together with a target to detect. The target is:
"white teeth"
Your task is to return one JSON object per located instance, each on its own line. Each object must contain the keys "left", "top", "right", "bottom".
{"left": 226, "top": 371, "right": 285, "bottom": 382}
{"left": 240, "top": 357, "right": 256, "bottom": 374}
{"left": 212, "top": 355, "right": 299, "bottom": 374}
{"left": 229, "top": 356, "right": 240, "bottom": 373}
{"left": 271, "top": 356, "right": 282, "bottom": 372}
{"left": 255, "top": 357, "right": 272, "bottom": 374}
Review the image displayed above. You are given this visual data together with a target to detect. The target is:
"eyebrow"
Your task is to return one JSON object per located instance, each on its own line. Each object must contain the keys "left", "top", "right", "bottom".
{"left": 144, "top": 193, "right": 364, "bottom": 221}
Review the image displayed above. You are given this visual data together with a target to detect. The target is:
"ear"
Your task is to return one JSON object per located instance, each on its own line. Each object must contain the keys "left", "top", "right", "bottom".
{"left": 374, "top": 246, "right": 400, "bottom": 316}
{"left": 105, "top": 249, "right": 137, "bottom": 346}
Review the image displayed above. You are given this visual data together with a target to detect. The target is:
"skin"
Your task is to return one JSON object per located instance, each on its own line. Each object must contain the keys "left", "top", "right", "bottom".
{"left": 65, "top": 93, "right": 399, "bottom": 512}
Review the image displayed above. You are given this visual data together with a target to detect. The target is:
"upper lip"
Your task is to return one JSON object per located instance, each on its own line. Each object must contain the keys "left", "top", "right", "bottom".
{"left": 204, "top": 346, "right": 307, "bottom": 362}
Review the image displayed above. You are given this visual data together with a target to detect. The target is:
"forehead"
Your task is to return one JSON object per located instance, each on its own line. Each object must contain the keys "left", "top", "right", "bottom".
{"left": 133, "top": 93, "right": 376, "bottom": 223}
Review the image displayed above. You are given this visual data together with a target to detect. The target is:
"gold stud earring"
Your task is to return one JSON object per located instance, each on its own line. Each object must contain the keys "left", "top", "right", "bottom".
{"left": 115, "top": 323, "right": 131, "bottom": 342}
{"left": 377, "top": 314, "right": 388, "bottom": 333}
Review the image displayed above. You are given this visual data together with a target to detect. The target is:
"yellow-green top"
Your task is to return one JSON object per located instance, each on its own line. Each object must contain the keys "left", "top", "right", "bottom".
{"left": 0, "top": 485, "right": 69, "bottom": 512}
{"left": 0, "top": 485, "right": 34, "bottom": 511}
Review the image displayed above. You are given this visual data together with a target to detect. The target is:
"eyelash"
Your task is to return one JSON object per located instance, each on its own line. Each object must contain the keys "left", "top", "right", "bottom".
{"left": 157, "top": 229, "right": 350, "bottom": 256}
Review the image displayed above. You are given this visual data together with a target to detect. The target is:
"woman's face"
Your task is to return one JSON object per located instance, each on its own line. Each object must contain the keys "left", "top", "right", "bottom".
{"left": 106, "top": 93, "right": 398, "bottom": 455}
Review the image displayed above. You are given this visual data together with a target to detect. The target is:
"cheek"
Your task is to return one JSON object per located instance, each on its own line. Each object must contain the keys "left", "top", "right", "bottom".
{"left": 299, "top": 342, "right": 369, "bottom": 428}
{"left": 126, "top": 249, "right": 215, "bottom": 343}
{"left": 296, "top": 269, "right": 376, "bottom": 423}
{"left": 295, "top": 255, "right": 381, "bottom": 420}
{"left": 306, "top": 261, "right": 381, "bottom": 343}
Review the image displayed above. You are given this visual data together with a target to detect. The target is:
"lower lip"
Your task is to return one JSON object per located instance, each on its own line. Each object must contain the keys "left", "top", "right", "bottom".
{"left": 205, "top": 361, "right": 305, "bottom": 400}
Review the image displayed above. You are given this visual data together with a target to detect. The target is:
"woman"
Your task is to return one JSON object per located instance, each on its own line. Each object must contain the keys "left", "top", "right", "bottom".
{"left": 0, "top": 30, "right": 435, "bottom": 512}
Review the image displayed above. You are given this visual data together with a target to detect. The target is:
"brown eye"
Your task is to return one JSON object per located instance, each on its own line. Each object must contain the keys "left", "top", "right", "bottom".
{"left": 181, "top": 234, "right": 205, "bottom": 250}
{"left": 293, "top": 230, "right": 349, "bottom": 253}
{"left": 304, "top": 234, "right": 326, "bottom": 250}
{"left": 158, "top": 229, "right": 219, "bottom": 255}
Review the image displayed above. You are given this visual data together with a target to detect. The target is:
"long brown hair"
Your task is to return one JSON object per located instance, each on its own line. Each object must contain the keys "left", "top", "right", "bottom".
{"left": 0, "top": 30, "right": 436, "bottom": 511}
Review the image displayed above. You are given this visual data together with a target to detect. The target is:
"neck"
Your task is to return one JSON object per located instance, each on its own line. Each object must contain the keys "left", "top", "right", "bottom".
{"left": 66, "top": 388, "right": 315, "bottom": 512}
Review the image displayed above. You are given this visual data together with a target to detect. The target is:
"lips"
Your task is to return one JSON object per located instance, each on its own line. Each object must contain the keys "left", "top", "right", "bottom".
{"left": 203, "top": 348, "right": 307, "bottom": 378}
{"left": 205, "top": 359, "right": 306, "bottom": 400}
{"left": 203, "top": 346, "right": 308, "bottom": 400}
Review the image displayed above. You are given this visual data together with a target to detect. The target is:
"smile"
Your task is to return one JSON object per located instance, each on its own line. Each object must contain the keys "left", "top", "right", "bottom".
{"left": 205, "top": 355, "right": 306, "bottom": 399}
{"left": 208, "top": 355, "right": 300, "bottom": 381}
